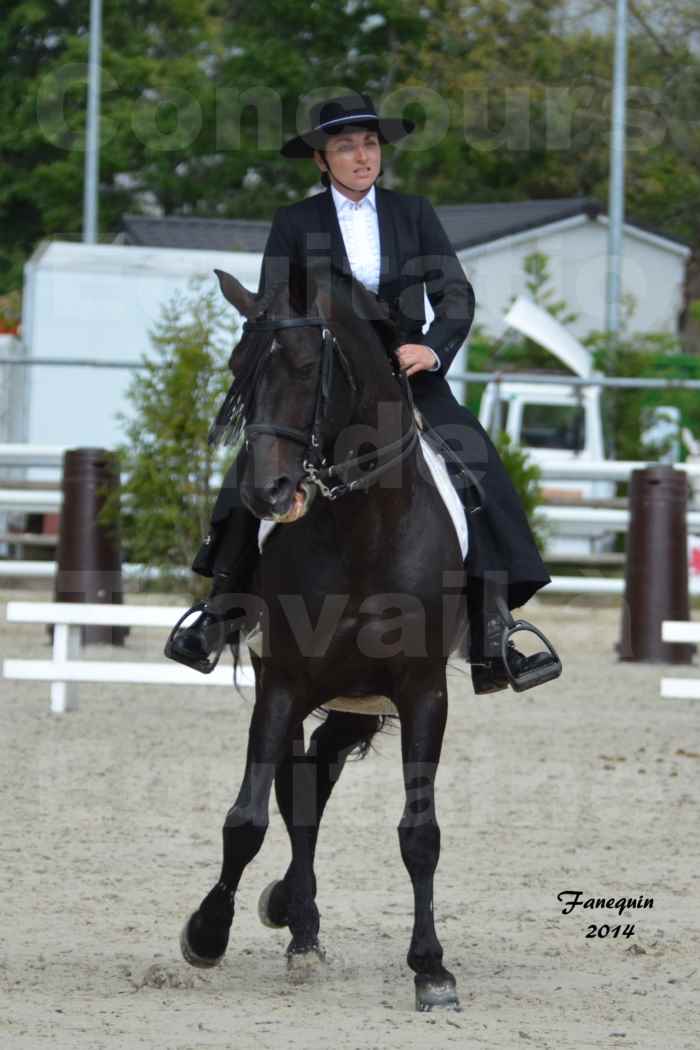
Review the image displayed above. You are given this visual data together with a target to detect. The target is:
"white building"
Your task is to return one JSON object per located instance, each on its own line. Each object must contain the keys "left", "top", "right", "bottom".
{"left": 15, "top": 198, "right": 690, "bottom": 452}
{"left": 446, "top": 199, "right": 690, "bottom": 339}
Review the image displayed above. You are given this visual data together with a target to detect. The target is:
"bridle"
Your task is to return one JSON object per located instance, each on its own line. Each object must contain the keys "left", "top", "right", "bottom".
{"left": 239, "top": 315, "right": 419, "bottom": 501}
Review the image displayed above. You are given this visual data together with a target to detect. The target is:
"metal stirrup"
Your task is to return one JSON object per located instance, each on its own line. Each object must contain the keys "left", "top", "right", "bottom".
{"left": 494, "top": 596, "right": 562, "bottom": 693}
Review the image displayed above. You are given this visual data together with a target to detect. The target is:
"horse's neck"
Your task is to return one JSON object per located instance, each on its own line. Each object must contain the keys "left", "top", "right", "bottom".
{"left": 334, "top": 322, "right": 424, "bottom": 543}
{"left": 329, "top": 405, "right": 425, "bottom": 558}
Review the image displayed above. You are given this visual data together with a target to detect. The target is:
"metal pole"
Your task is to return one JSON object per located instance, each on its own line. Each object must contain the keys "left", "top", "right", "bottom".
{"left": 83, "top": 0, "right": 103, "bottom": 244}
{"left": 606, "top": 0, "right": 628, "bottom": 337}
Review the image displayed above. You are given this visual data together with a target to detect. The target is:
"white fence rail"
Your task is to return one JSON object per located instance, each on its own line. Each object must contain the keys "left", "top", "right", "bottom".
{"left": 3, "top": 445, "right": 700, "bottom": 572}
{"left": 0, "top": 490, "right": 61, "bottom": 512}
{"left": 0, "top": 561, "right": 183, "bottom": 580}
{"left": 1, "top": 562, "right": 699, "bottom": 598}
{"left": 660, "top": 620, "right": 700, "bottom": 700}
{"left": 538, "top": 460, "right": 700, "bottom": 483}
{"left": 3, "top": 601, "right": 254, "bottom": 714}
{"left": 0, "top": 444, "right": 68, "bottom": 468}
{"left": 7, "top": 497, "right": 700, "bottom": 531}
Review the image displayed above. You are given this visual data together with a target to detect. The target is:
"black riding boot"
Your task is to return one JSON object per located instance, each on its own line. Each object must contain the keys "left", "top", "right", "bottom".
{"left": 467, "top": 578, "right": 561, "bottom": 694}
{"left": 164, "top": 508, "right": 260, "bottom": 674}
{"left": 419, "top": 426, "right": 561, "bottom": 695}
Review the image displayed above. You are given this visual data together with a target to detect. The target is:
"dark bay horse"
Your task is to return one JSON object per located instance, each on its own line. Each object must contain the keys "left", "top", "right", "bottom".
{"left": 179, "top": 261, "right": 468, "bottom": 1011}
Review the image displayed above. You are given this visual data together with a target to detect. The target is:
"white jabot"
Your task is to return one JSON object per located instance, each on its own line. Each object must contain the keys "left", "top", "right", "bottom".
{"left": 330, "top": 183, "right": 381, "bottom": 294}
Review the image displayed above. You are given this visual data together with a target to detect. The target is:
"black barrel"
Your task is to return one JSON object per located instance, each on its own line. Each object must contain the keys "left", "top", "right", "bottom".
{"left": 619, "top": 465, "right": 693, "bottom": 663}
{"left": 54, "top": 448, "right": 128, "bottom": 645}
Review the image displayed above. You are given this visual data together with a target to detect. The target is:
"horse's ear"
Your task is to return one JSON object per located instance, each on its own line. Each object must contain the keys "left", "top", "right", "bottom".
{"left": 372, "top": 296, "right": 392, "bottom": 323}
{"left": 213, "top": 269, "right": 257, "bottom": 317}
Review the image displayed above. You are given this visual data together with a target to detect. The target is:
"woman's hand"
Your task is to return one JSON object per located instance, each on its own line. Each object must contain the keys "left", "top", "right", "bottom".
{"left": 396, "top": 343, "right": 439, "bottom": 377}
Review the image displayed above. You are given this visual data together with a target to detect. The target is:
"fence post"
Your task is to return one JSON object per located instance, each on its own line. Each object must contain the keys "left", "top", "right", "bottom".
{"left": 54, "top": 448, "right": 128, "bottom": 645}
{"left": 619, "top": 465, "right": 694, "bottom": 663}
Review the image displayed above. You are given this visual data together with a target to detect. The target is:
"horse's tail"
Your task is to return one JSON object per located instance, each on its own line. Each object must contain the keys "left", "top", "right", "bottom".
{"left": 229, "top": 627, "right": 249, "bottom": 700}
{"left": 350, "top": 715, "right": 389, "bottom": 758}
{"left": 313, "top": 709, "right": 392, "bottom": 759}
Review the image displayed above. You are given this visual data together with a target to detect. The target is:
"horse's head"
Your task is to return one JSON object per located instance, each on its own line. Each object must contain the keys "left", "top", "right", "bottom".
{"left": 213, "top": 265, "right": 358, "bottom": 522}
{"left": 213, "top": 263, "right": 405, "bottom": 522}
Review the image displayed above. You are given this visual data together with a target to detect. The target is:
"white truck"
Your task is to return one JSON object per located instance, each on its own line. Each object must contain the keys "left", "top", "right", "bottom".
{"left": 477, "top": 296, "right": 615, "bottom": 555}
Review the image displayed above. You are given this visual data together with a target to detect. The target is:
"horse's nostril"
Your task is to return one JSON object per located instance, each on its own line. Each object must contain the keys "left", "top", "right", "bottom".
{"left": 264, "top": 476, "right": 292, "bottom": 503}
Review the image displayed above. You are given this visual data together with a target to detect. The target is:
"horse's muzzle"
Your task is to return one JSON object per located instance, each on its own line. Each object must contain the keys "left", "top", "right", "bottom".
{"left": 243, "top": 477, "right": 316, "bottom": 523}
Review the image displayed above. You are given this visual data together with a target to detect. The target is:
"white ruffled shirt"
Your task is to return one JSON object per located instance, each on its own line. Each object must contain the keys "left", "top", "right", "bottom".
{"left": 330, "top": 183, "right": 439, "bottom": 371}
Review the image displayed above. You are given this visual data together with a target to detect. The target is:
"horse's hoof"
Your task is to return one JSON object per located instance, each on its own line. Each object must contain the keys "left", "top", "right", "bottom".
{"left": 180, "top": 914, "right": 226, "bottom": 969}
{"left": 286, "top": 944, "right": 326, "bottom": 984}
{"left": 414, "top": 972, "right": 461, "bottom": 1012}
{"left": 257, "top": 880, "right": 288, "bottom": 929}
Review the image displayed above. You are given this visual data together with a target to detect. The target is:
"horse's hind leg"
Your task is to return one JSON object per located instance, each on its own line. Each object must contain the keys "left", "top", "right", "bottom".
{"left": 395, "top": 677, "right": 460, "bottom": 1012}
{"left": 181, "top": 682, "right": 305, "bottom": 969}
{"left": 261, "top": 710, "right": 382, "bottom": 974}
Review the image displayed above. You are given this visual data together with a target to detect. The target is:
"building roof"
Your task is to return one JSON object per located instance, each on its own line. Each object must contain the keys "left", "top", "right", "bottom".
{"left": 120, "top": 213, "right": 272, "bottom": 253}
{"left": 437, "top": 197, "right": 603, "bottom": 249}
{"left": 120, "top": 197, "right": 688, "bottom": 254}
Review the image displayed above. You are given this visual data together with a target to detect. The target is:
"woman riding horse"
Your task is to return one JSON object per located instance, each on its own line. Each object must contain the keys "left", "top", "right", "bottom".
{"left": 165, "top": 92, "right": 560, "bottom": 694}
{"left": 179, "top": 259, "right": 482, "bottom": 1010}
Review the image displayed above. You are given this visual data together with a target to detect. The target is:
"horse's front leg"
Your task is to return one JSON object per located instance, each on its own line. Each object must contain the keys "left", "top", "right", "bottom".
{"left": 180, "top": 678, "right": 304, "bottom": 968}
{"left": 395, "top": 673, "right": 460, "bottom": 1012}
{"left": 260, "top": 711, "right": 382, "bottom": 980}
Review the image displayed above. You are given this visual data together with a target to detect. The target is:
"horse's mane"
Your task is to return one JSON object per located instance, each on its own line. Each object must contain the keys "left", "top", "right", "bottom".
{"left": 306, "top": 258, "right": 400, "bottom": 355}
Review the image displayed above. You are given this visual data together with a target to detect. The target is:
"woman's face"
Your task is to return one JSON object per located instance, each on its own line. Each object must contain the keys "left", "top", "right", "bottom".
{"left": 313, "top": 128, "right": 382, "bottom": 194}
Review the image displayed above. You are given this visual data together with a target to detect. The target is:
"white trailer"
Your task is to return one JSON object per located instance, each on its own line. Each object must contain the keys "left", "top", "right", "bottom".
{"left": 20, "top": 240, "right": 262, "bottom": 454}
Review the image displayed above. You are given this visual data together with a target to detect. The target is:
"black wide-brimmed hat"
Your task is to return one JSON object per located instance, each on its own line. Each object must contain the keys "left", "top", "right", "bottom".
{"left": 280, "top": 93, "right": 414, "bottom": 158}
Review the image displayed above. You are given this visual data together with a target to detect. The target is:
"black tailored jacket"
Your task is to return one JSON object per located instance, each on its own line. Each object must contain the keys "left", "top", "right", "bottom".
{"left": 256, "top": 186, "right": 475, "bottom": 376}
{"left": 222, "top": 185, "right": 549, "bottom": 606}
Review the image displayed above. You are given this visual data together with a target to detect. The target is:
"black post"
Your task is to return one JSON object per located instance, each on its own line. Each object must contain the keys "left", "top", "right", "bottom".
{"left": 619, "top": 465, "right": 693, "bottom": 663}
{"left": 54, "top": 447, "right": 128, "bottom": 645}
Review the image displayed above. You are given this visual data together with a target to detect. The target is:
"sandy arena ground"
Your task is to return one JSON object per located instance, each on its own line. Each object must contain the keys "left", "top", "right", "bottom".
{"left": 1, "top": 588, "right": 698, "bottom": 1050}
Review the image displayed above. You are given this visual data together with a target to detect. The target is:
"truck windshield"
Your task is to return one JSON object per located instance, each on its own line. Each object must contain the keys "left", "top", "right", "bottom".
{"left": 521, "top": 403, "right": 585, "bottom": 451}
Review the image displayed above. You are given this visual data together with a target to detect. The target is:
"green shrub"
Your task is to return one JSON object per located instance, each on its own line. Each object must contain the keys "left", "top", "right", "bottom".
{"left": 493, "top": 430, "right": 547, "bottom": 550}
{"left": 101, "top": 276, "right": 236, "bottom": 597}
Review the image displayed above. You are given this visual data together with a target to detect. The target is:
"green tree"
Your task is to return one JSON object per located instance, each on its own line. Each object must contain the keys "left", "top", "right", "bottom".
{"left": 206, "top": 0, "right": 430, "bottom": 214}
{"left": 588, "top": 329, "right": 700, "bottom": 461}
{"left": 0, "top": 0, "right": 216, "bottom": 292}
{"left": 107, "top": 276, "right": 235, "bottom": 595}
{"left": 5, "top": 0, "right": 700, "bottom": 351}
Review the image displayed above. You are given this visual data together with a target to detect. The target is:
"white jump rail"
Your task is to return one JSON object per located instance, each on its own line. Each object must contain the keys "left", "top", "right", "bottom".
{"left": 3, "top": 601, "right": 254, "bottom": 714}
{"left": 660, "top": 620, "right": 700, "bottom": 699}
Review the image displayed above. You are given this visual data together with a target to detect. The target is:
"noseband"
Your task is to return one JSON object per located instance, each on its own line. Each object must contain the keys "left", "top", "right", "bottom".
{"left": 240, "top": 315, "right": 418, "bottom": 501}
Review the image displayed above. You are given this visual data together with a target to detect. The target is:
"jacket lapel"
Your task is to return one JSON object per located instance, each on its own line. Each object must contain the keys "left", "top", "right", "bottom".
{"left": 317, "top": 188, "right": 351, "bottom": 276}
{"left": 375, "top": 186, "right": 399, "bottom": 299}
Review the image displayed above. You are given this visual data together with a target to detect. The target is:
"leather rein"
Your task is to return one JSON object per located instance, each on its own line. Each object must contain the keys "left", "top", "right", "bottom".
{"left": 240, "top": 315, "right": 418, "bottom": 501}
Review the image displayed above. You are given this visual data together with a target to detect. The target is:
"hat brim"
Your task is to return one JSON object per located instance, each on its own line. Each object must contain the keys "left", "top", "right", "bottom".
{"left": 280, "top": 117, "right": 415, "bottom": 158}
